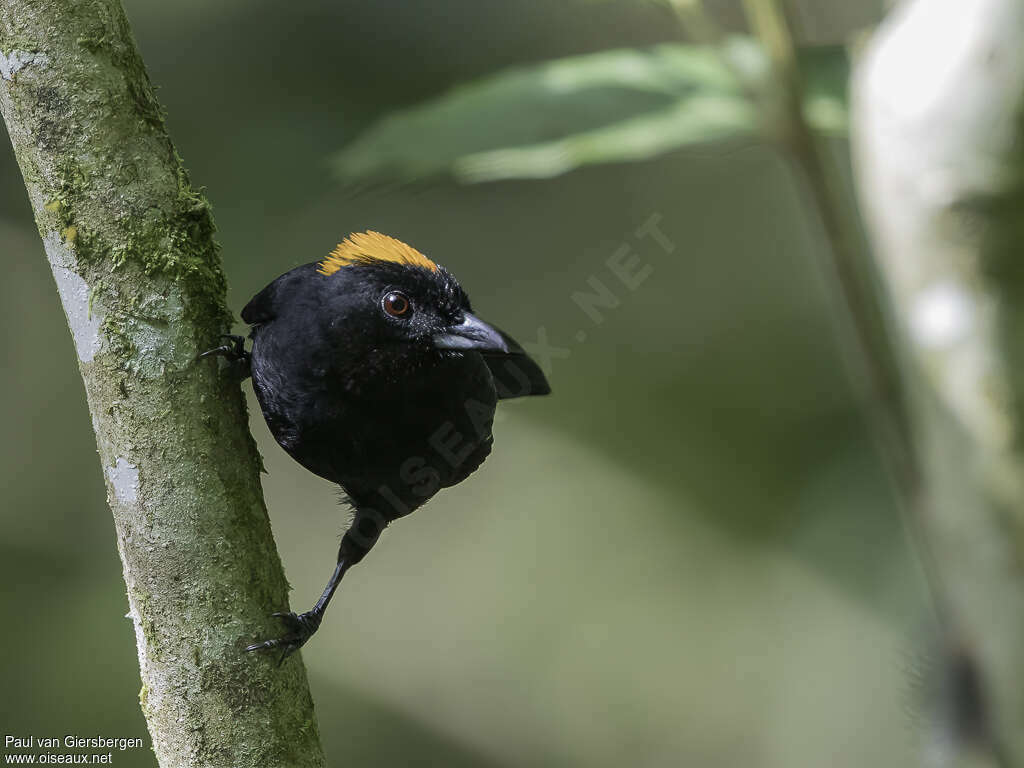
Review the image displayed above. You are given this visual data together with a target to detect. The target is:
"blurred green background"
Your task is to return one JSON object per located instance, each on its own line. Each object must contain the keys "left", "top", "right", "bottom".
{"left": 0, "top": 1, "right": 933, "bottom": 765}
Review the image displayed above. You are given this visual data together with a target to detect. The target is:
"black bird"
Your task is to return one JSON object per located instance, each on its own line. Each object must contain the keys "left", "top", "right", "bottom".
{"left": 204, "top": 231, "right": 550, "bottom": 662}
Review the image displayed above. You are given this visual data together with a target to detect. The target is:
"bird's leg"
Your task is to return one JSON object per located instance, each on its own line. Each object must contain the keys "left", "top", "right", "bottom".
{"left": 198, "top": 334, "right": 251, "bottom": 378}
{"left": 246, "top": 558, "right": 350, "bottom": 665}
{"left": 246, "top": 511, "right": 385, "bottom": 665}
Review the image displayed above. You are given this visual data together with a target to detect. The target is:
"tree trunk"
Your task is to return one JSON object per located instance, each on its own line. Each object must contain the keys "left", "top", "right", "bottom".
{"left": 853, "top": 0, "right": 1024, "bottom": 764}
{"left": 0, "top": 1, "right": 326, "bottom": 766}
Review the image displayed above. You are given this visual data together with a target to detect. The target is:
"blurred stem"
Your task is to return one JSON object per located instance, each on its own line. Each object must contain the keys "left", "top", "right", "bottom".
{"left": 665, "top": 0, "right": 721, "bottom": 44}
{"left": 853, "top": 0, "right": 1024, "bottom": 764}
{"left": 741, "top": 0, "right": 948, "bottom": 618}
{"left": 743, "top": 0, "right": 913, "bottom": 469}
{"left": 0, "top": 1, "right": 325, "bottom": 766}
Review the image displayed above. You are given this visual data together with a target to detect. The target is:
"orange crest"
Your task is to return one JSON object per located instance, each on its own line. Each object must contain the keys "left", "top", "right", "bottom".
{"left": 318, "top": 231, "right": 438, "bottom": 276}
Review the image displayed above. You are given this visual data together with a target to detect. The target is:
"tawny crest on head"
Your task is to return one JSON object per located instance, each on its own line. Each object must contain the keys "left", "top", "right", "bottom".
{"left": 318, "top": 231, "right": 439, "bottom": 276}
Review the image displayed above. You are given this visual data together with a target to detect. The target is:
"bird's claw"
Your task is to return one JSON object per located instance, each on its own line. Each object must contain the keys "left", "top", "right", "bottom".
{"left": 246, "top": 610, "right": 322, "bottom": 666}
{"left": 199, "top": 334, "right": 249, "bottom": 362}
{"left": 198, "top": 334, "right": 251, "bottom": 379}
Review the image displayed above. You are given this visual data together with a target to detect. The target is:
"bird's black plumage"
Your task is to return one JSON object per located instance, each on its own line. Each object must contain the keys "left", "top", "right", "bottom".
{"left": 212, "top": 232, "right": 549, "bottom": 661}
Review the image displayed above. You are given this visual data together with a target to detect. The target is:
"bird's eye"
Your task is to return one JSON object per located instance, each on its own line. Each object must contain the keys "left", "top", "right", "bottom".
{"left": 381, "top": 291, "right": 411, "bottom": 318}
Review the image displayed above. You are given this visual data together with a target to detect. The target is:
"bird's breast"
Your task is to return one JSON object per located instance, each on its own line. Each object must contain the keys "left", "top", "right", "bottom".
{"left": 257, "top": 347, "right": 498, "bottom": 512}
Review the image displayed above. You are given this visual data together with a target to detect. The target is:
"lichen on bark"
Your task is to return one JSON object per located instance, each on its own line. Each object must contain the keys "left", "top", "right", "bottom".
{"left": 0, "top": 1, "right": 326, "bottom": 765}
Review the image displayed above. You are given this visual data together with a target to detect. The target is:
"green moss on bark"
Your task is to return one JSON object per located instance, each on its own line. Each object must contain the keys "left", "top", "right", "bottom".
{"left": 0, "top": 1, "right": 327, "bottom": 766}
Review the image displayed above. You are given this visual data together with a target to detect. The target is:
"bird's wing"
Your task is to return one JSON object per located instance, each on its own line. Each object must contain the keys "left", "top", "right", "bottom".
{"left": 241, "top": 262, "right": 321, "bottom": 325}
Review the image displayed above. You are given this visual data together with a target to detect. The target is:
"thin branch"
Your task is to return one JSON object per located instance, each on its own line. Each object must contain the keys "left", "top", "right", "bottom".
{"left": 665, "top": 0, "right": 723, "bottom": 45}
{"left": 743, "top": 0, "right": 912, "bottom": 472}
{"left": 738, "top": 0, "right": 951, "bottom": 622}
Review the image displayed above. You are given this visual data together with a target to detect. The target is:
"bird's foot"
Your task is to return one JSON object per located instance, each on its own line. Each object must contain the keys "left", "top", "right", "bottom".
{"left": 199, "top": 335, "right": 251, "bottom": 377}
{"left": 245, "top": 610, "right": 322, "bottom": 666}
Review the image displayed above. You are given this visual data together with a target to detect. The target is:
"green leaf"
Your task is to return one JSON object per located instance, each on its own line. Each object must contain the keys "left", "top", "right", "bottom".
{"left": 331, "top": 40, "right": 848, "bottom": 184}
{"left": 453, "top": 94, "right": 758, "bottom": 183}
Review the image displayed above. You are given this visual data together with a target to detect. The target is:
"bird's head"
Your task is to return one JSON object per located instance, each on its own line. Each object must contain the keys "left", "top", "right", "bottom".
{"left": 314, "top": 231, "right": 509, "bottom": 357}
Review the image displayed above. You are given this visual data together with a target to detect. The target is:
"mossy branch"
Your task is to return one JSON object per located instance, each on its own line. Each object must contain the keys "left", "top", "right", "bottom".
{"left": 0, "top": 1, "right": 325, "bottom": 766}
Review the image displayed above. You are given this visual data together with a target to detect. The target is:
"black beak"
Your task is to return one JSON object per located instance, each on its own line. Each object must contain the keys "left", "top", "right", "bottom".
{"left": 432, "top": 313, "right": 509, "bottom": 352}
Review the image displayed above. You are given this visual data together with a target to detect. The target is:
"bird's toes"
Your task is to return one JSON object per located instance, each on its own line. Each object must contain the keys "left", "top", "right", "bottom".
{"left": 244, "top": 610, "right": 320, "bottom": 663}
{"left": 245, "top": 637, "right": 282, "bottom": 653}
